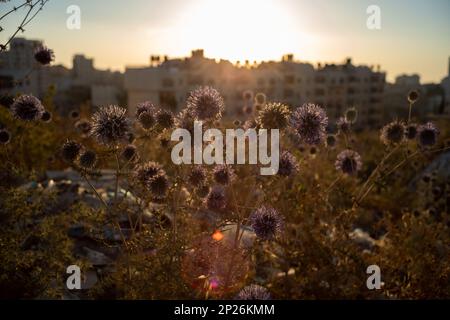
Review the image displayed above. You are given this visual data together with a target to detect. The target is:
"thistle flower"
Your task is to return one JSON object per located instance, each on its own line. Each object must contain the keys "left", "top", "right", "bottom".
{"left": 70, "top": 110, "right": 80, "bottom": 119}
{"left": 136, "top": 101, "right": 156, "bottom": 118}
{"left": 206, "top": 186, "right": 227, "bottom": 210}
{"left": 235, "top": 285, "right": 271, "bottom": 300}
{"left": 417, "top": 122, "right": 439, "bottom": 148}
{"left": 0, "top": 129, "right": 11, "bottom": 144}
{"left": 156, "top": 109, "right": 175, "bottom": 129}
{"left": 75, "top": 119, "right": 92, "bottom": 136}
{"left": 250, "top": 206, "right": 284, "bottom": 240}
{"left": 196, "top": 185, "right": 210, "bottom": 198}
{"left": 41, "top": 110, "right": 52, "bottom": 122}
{"left": 233, "top": 119, "right": 241, "bottom": 127}
{"left": 121, "top": 144, "right": 138, "bottom": 162}
{"left": 254, "top": 93, "right": 266, "bottom": 105}
{"left": 213, "top": 165, "right": 235, "bottom": 185}
{"left": 406, "top": 124, "right": 418, "bottom": 140}
{"left": 326, "top": 134, "right": 337, "bottom": 148}
{"left": 380, "top": 121, "right": 406, "bottom": 145}
{"left": 345, "top": 107, "right": 358, "bottom": 124}
{"left": 187, "top": 86, "right": 224, "bottom": 121}
{"left": 408, "top": 90, "right": 419, "bottom": 103}
{"left": 138, "top": 111, "right": 155, "bottom": 129}
{"left": 90, "top": 105, "right": 130, "bottom": 145}
{"left": 62, "top": 140, "right": 81, "bottom": 163}
{"left": 176, "top": 109, "right": 196, "bottom": 133}
{"left": 134, "top": 161, "right": 164, "bottom": 186}
{"left": 188, "top": 166, "right": 207, "bottom": 187}
{"left": 335, "top": 149, "right": 362, "bottom": 175}
{"left": 34, "top": 46, "right": 54, "bottom": 65}
{"left": 278, "top": 151, "right": 298, "bottom": 177}
{"left": 11, "top": 94, "right": 45, "bottom": 121}
{"left": 336, "top": 116, "right": 351, "bottom": 134}
{"left": 243, "top": 119, "right": 258, "bottom": 130}
{"left": 79, "top": 150, "right": 97, "bottom": 169}
{"left": 257, "top": 102, "right": 290, "bottom": 129}
{"left": 147, "top": 172, "right": 169, "bottom": 199}
{"left": 291, "top": 103, "right": 328, "bottom": 145}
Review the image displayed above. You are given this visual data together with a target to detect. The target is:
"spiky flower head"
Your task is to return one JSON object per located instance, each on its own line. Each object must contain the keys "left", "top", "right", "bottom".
{"left": 291, "top": 103, "right": 328, "bottom": 145}
{"left": 79, "top": 150, "right": 97, "bottom": 169}
{"left": 70, "top": 110, "right": 80, "bottom": 119}
{"left": 176, "top": 109, "right": 196, "bottom": 134}
{"left": 135, "top": 101, "right": 156, "bottom": 118}
{"left": 254, "top": 93, "right": 266, "bottom": 105}
{"left": 417, "top": 122, "right": 439, "bottom": 148}
{"left": 11, "top": 94, "right": 45, "bottom": 121}
{"left": 138, "top": 111, "right": 155, "bottom": 129}
{"left": 380, "top": 121, "right": 406, "bottom": 145}
{"left": 235, "top": 284, "right": 271, "bottom": 300}
{"left": 326, "top": 134, "right": 337, "bottom": 148}
{"left": 243, "top": 119, "right": 258, "bottom": 131}
{"left": 147, "top": 172, "right": 169, "bottom": 199}
{"left": 250, "top": 206, "right": 284, "bottom": 241}
{"left": 336, "top": 116, "right": 351, "bottom": 134}
{"left": 75, "top": 119, "right": 92, "bottom": 136}
{"left": 406, "top": 124, "right": 418, "bottom": 140}
{"left": 278, "top": 151, "right": 298, "bottom": 177}
{"left": 90, "top": 105, "right": 130, "bottom": 145}
{"left": 257, "top": 102, "right": 290, "bottom": 129}
{"left": 156, "top": 109, "right": 175, "bottom": 129}
{"left": 335, "top": 149, "right": 362, "bottom": 175}
{"left": 34, "top": 46, "right": 54, "bottom": 65}
{"left": 62, "top": 140, "right": 81, "bottom": 163}
{"left": 187, "top": 86, "right": 224, "bottom": 121}
{"left": 188, "top": 166, "right": 207, "bottom": 187}
{"left": 41, "top": 110, "right": 52, "bottom": 122}
{"left": 408, "top": 90, "right": 419, "bottom": 103}
{"left": 121, "top": 144, "right": 138, "bottom": 162}
{"left": 213, "top": 165, "right": 235, "bottom": 185}
{"left": 345, "top": 107, "right": 358, "bottom": 124}
{"left": 0, "top": 129, "right": 11, "bottom": 144}
{"left": 206, "top": 186, "right": 227, "bottom": 210}
{"left": 196, "top": 185, "right": 210, "bottom": 198}
{"left": 134, "top": 161, "right": 164, "bottom": 186}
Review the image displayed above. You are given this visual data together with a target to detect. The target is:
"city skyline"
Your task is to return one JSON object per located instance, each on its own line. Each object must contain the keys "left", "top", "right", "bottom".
{"left": 1, "top": 0, "right": 449, "bottom": 83}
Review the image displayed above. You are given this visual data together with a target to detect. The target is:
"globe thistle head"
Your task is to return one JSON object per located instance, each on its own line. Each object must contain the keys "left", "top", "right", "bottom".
{"left": 34, "top": 46, "right": 54, "bottom": 65}
{"left": 335, "top": 149, "right": 362, "bottom": 175}
{"left": 242, "top": 90, "right": 254, "bottom": 101}
{"left": 406, "top": 124, "right": 418, "bottom": 140}
{"left": 213, "top": 165, "right": 235, "bottom": 185}
{"left": 243, "top": 119, "right": 258, "bottom": 130}
{"left": 254, "top": 92, "right": 266, "bottom": 105}
{"left": 196, "top": 184, "right": 210, "bottom": 198}
{"left": 345, "top": 107, "right": 358, "bottom": 124}
{"left": 187, "top": 86, "right": 224, "bottom": 121}
{"left": 257, "top": 102, "right": 290, "bottom": 129}
{"left": 135, "top": 101, "right": 156, "bottom": 118}
{"left": 75, "top": 119, "right": 92, "bottom": 136}
{"left": 278, "top": 151, "right": 298, "bottom": 177}
{"left": 134, "top": 161, "right": 164, "bottom": 186}
{"left": 205, "top": 185, "right": 227, "bottom": 210}
{"left": 235, "top": 284, "right": 271, "bottom": 300}
{"left": 326, "top": 134, "right": 337, "bottom": 148}
{"left": 41, "top": 110, "right": 52, "bottom": 123}
{"left": 176, "top": 109, "right": 196, "bottom": 134}
{"left": 291, "top": 103, "right": 328, "bottom": 145}
{"left": 380, "top": 121, "right": 406, "bottom": 145}
{"left": 156, "top": 109, "right": 175, "bottom": 129}
{"left": 62, "top": 140, "right": 81, "bottom": 163}
{"left": 147, "top": 172, "right": 169, "bottom": 199}
{"left": 336, "top": 116, "right": 351, "bottom": 134}
{"left": 417, "top": 122, "right": 439, "bottom": 148}
{"left": 138, "top": 111, "right": 155, "bottom": 129}
{"left": 70, "top": 110, "right": 80, "bottom": 119}
{"left": 79, "top": 150, "right": 97, "bottom": 169}
{"left": 408, "top": 90, "right": 419, "bottom": 103}
{"left": 90, "top": 105, "right": 130, "bottom": 145}
{"left": 121, "top": 144, "right": 138, "bottom": 162}
{"left": 0, "top": 129, "right": 11, "bottom": 144}
{"left": 250, "top": 206, "right": 284, "bottom": 241}
{"left": 11, "top": 94, "right": 45, "bottom": 121}
{"left": 188, "top": 166, "right": 207, "bottom": 187}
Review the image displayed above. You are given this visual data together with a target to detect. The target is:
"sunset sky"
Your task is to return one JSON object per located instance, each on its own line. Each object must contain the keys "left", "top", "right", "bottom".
{"left": 1, "top": 0, "right": 449, "bottom": 83}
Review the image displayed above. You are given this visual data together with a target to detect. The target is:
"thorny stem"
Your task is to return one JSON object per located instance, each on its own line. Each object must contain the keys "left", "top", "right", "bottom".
{"left": 0, "top": 1, "right": 29, "bottom": 21}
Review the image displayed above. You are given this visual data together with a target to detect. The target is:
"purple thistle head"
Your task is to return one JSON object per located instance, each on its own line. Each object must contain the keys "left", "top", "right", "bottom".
{"left": 417, "top": 122, "right": 439, "bottom": 148}
{"left": 90, "top": 105, "right": 130, "bottom": 145}
{"left": 213, "top": 165, "right": 235, "bottom": 185}
{"left": 205, "top": 185, "right": 227, "bottom": 210}
{"left": 291, "top": 103, "right": 328, "bottom": 145}
{"left": 278, "top": 151, "right": 298, "bottom": 177}
{"left": 250, "top": 206, "right": 284, "bottom": 241}
{"left": 138, "top": 111, "right": 155, "bottom": 130}
{"left": 380, "top": 121, "right": 406, "bottom": 145}
{"left": 34, "top": 46, "right": 54, "bottom": 65}
{"left": 235, "top": 284, "right": 271, "bottom": 300}
{"left": 156, "top": 109, "right": 175, "bottom": 129}
{"left": 188, "top": 166, "right": 207, "bottom": 187}
{"left": 121, "top": 144, "right": 138, "bottom": 162}
{"left": 135, "top": 101, "right": 156, "bottom": 118}
{"left": 11, "top": 94, "right": 45, "bottom": 121}
{"left": 147, "top": 172, "right": 169, "bottom": 199}
{"left": 257, "top": 102, "right": 290, "bottom": 129}
{"left": 187, "top": 86, "right": 224, "bottom": 121}
{"left": 336, "top": 116, "right": 351, "bottom": 134}
{"left": 61, "top": 140, "right": 81, "bottom": 163}
{"left": 326, "top": 134, "right": 337, "bottom": 148}
{"left": 176, "top": 109, "right": 196, "bottom": 134}
{"left": 0, "top": 129, "right": 11, "bottom": 144}
{"left": 335, "top": 149, "right": 362, "bottom": 175}
{"left": 79, "top": 150, "right": 97, "bottom": 169}
{"left": 41, "top": 110, "right": 52, "bottom": 123}
{"left": 134, "top": 161, "right": 164, "bottom": 186}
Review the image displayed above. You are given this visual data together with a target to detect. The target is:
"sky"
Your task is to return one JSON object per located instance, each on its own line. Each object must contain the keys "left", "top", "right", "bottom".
{"left": 1, "top": 0, "right": 449, "bottom": 83}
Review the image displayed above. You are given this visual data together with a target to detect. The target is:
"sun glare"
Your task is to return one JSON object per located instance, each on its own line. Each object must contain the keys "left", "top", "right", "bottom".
{"left": 175, "top": 0, "right": 305, "bottom": 63}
